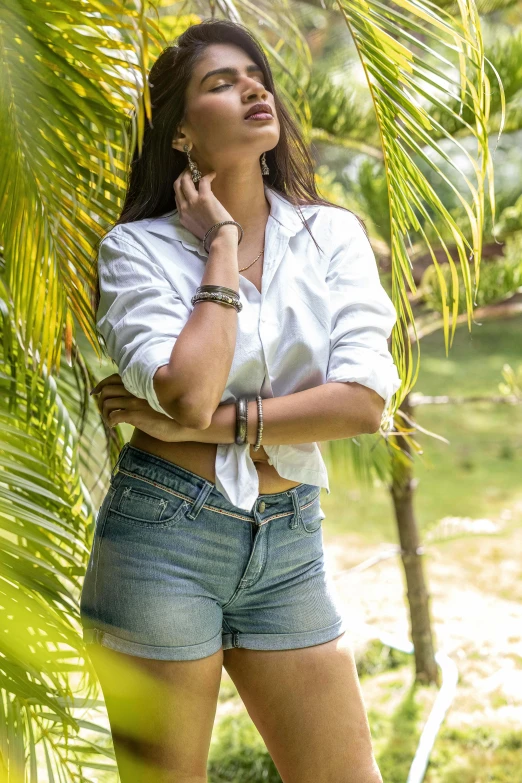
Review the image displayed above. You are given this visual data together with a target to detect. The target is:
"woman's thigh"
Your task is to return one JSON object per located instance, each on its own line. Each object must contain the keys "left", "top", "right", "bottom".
{"left": 87, "top": 643, "right": 224, "bottom": 783}
{"left": 222, "top": 635, "right": 383, "bottom": 783}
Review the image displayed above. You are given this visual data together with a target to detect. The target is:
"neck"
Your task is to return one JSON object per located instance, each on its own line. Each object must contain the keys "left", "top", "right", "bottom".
{"left": 202, "top": 166, "right": 271, "bottom": 235}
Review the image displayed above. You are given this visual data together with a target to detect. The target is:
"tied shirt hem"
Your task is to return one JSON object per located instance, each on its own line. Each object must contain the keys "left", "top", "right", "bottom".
{"left": 214, "top": 442, "right": 330, "bottom": 512}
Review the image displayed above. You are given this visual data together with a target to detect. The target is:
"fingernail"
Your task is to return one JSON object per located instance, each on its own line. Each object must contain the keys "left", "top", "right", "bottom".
{"left": 89, "top": 388, "right": 97, "bottom": 395}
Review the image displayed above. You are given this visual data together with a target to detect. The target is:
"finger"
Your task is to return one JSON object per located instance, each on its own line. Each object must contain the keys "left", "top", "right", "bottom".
{"left": 90, "top": 373, "right": 122, "bottom": 395}
{"left": 197, "top": 171, "right": 216, "bottom": 196}
{"left": 107, "top": 410, "right": 127, "bottom": 428}
{"left": 107, "top": 409, "right": 142, "bottom": 428}
{"left": 174, "top": 171, "right": 188, "bottom": 210}
{"left": 180, "top": 167, "right": 198, "bottom": 202}
{"left": 102, "top": 396, "right": 141, "bottom": 415}
{"left": 98, "top": 390, "right": 131, "bottom": 418}
{"left": 107, "top": 409, "right": 165, "bottom": 430}
{"left": 101, "top": 396, "right": 143, "bottom": 423}
{"left": 177, "top": 168, "right": 191, "bottom": 202}
{"left": 98, "top": 383, "right": 133, "bottom": 403}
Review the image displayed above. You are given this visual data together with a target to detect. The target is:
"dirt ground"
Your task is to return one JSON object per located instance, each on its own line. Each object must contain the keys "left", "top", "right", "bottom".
{"left": 323, "top": 496, "right": 522, "bottom": 732}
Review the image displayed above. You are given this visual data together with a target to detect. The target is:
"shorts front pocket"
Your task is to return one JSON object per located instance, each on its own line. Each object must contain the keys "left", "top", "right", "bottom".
{"left": 299, "top": 489, "right": 325, "bottom": 534}
{"left": 109, "top": 475, "right": 190, "bottom": 528}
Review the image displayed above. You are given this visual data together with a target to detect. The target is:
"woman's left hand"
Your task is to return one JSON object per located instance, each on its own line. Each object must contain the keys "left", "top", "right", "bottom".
{"left": 90, "top": 373, "right": 190, "bottom": 443}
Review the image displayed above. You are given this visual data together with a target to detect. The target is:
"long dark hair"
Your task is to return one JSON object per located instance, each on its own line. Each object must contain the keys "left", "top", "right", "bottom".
{"left": 90, "top": 18, "right": 362, "bottom": 315}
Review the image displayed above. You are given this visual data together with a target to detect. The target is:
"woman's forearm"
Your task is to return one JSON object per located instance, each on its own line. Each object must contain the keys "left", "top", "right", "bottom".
{"left": 153, "top": 228, "right": 240, "bottom": 429}
{"left": 177, "top": 382, "right": 382, "bottom": 445}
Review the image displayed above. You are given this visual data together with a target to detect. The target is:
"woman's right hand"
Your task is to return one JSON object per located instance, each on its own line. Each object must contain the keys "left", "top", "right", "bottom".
{"left": 173, "top": 167, "right": 237, "bottom": 247}
{"left": 91, "top": 372, "right": 194, "bottom": 443}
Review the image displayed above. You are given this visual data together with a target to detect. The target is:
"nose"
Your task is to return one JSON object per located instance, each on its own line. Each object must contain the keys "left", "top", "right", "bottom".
{"left": 243, "top": 77, "right": 268, "bottom": 101}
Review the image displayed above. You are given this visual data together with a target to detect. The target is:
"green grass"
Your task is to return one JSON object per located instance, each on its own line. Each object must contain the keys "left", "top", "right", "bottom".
{"left": 355, "top": 638, "right": 411, "bottom": 678}
{"left": 208, "top": 713, "right": 282, "bottom": 782}
{"left": 322, "top": 315, "right": 522, "bottom": 542}
{"left": 424, "top": 724, "right": 522, "bottom": 782}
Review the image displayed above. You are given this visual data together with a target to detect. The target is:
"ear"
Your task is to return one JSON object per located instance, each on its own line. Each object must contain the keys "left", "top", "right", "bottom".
{"left": 172, "top": 128, "right": 190, "bottom": 154}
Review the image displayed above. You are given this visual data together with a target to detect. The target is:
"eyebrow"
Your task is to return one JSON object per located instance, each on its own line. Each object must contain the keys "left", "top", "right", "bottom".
{"left": 199, "top": 65, "right": 264, "bottom": 87}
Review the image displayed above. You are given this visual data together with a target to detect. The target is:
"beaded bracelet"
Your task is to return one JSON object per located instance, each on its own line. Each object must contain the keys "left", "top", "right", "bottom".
{"left": 191, "top": 291, "right": 242, "bottom": 312}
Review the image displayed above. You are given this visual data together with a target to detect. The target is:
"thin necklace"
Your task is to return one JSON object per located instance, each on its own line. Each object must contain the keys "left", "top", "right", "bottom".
{"left": 239, "top": 248, "right": 264, "bottom": 273}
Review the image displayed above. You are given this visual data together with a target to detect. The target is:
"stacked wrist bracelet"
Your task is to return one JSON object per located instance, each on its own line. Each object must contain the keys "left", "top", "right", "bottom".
{"left": 235, "top": 395, "right": 264, "bottom": 451}
{"left": 191, "top": 284, "right": 242, "bottom": 312}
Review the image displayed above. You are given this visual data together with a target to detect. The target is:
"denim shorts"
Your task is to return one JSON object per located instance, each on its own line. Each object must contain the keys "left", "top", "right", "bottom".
{"left": 80, "top": 443, "right": 347, "bottom": 661}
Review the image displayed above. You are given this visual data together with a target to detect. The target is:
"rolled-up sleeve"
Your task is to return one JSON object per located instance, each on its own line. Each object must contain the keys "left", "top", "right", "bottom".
{"left": 325, "top": 209, "right": 402, "bottom": 411}
{"left": 96, "top": 228, "right": 191, "bottom": 417}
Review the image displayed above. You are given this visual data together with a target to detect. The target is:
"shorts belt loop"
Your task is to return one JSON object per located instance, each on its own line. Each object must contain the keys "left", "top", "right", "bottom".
{"left": 111, "top": 442, "right": 130, "bottom": 480}
{"left": 288, "top": 488, "right": 301, "bottom": 529}
{"left": 185, "top": 481, "right": 214, "bottom": 521}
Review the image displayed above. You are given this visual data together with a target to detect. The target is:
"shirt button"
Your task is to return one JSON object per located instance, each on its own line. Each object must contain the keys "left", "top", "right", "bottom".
{"left": 258, "top": 500, "right": 266, "bottom": 512}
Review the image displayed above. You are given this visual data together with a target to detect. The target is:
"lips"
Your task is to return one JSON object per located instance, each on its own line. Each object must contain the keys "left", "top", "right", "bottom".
{"left": 244, "top": 103, "right": 273, "bottom": 119}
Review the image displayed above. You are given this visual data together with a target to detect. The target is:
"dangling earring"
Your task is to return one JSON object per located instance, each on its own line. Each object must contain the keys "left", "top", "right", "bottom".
{"left": 260, "top": 152, "right": 269, "bottom": 176}
{"left": 183, "top": 144, "right": 202, "bottom": 184}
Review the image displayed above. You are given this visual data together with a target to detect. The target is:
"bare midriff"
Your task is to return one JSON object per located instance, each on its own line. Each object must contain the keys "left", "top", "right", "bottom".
{"left": 129, "top": 429, "right": 302, "bottom": 496}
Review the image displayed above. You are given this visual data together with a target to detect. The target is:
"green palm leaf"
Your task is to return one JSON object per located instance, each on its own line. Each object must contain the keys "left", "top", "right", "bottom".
{"left": 1, "top": 0, "right": 150, "bottom": 772}
{"left": 334, "top": 0, "right": 502, "bottom": 422}
{"left": 0, "top": 274, "right": 120, "bottom": 779}
{"left": 0, "top": 0, "right": 159, "bottom": 376}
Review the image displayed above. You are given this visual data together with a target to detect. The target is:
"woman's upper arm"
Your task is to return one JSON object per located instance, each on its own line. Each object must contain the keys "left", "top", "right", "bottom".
{"left": 96, "top": 227, "right": 191, "bottom": 416}
{"left": 325, "top": 208, "right": 402, "bottom": 414}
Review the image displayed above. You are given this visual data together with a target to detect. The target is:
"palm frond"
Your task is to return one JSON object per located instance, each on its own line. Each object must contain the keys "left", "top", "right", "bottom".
{"left": 0, "top": 0, "right": 152, "bottom": 770}
{"left": 483, "top": 30, "right": 522, "bottom": 134}
{"left": 0, "top": 273, "right": 121, "bottom": 780}
{"left": 335, "top": 0, "right": 503, "bottom": 419}
{"left": 0, "top": 0, "right": 161, "bottom": 374}
{"left": 439, "top": 0, "right": 520, "bottom": 11}
{"left": 425, "top": 29, "right": 522, "bottom": 138}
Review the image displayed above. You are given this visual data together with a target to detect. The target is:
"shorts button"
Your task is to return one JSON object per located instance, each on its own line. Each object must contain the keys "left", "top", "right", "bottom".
{"left": 258, "top": 500, "right": 266, "bottom": 512}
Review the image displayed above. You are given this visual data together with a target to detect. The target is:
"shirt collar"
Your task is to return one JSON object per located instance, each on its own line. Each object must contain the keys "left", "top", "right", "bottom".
{"left": 263, "top": 184, "right": 320, "bottom": 233}
{"left": 145, "top": 184, "right": 321, "bottom": 258}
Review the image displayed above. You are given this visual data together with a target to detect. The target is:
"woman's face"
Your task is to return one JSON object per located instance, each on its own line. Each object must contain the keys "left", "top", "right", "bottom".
{"left": 173, "top": 42, "right": 280, "bottom": 172}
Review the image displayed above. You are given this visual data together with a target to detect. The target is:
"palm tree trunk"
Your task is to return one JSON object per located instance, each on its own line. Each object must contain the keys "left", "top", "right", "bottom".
{"left": 389, "top": 327, "right": 440, "bottom": 685}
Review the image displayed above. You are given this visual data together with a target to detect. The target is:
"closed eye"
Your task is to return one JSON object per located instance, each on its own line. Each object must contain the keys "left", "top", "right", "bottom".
{"left": 210, "top": 79, "right": 269, "bottom": 93}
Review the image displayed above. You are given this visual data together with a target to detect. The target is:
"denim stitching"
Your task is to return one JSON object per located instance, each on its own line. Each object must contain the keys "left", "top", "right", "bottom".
{"left": 117, "top": 468, "right": 198, "bottom": 503}
{"left": 116, "top": 467, "right": 319, "bottom": 524}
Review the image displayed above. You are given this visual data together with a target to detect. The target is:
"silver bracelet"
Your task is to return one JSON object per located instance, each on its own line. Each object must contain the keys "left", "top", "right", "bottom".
{"left": 191, "top": 291, "right": 242, "bottom": 312}
{"left": 252, "top": 395, "right": 263, "bottom": 451}
{"left": 198, "top": 284, "right": 239, "bottom": 298}
{"left": 235, "top": 397, "right": 248, "bottom": 445}
{"left": 203, "top": 220, "right": 244, "bottom": 253}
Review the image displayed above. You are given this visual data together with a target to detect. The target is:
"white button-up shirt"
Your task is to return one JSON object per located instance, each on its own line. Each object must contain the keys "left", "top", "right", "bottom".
{"left": 96, "top": 184, "right": 402, "bottom": 511}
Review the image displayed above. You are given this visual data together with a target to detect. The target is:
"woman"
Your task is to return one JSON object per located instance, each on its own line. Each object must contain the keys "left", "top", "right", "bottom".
{"left": 81, "top": 17, "right": 401, "bottom": 783}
